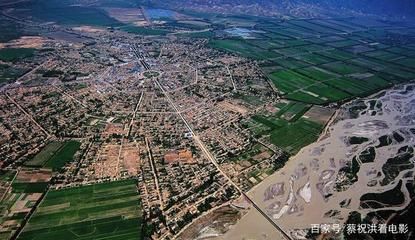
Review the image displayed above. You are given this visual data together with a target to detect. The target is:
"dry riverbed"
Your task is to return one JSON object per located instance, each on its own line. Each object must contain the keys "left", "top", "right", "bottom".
{"left": 220, "top": 84, "right": 415, "bottom": 239}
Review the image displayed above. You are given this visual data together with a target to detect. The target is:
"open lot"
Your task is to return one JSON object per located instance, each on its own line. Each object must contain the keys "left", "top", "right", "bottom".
{"left": 19, "top": 180, "right": 142, "bottom": 240}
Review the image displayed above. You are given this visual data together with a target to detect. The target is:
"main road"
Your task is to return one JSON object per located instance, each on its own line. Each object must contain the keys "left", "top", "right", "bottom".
{"left": 153, "top": 78, "right": 292, "bottom": 240}
{"left": 133, "top": 45, "right": 292, "bottom": 240}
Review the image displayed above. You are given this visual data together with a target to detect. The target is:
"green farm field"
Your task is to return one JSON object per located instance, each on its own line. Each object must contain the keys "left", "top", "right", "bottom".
{"left": 19, "top": 180, "right": 142, "bottom": 240}
{"left": 0, "top": 48, "right": 35, "bottom": 62}
{"left": 270, "top": 118, "right": 322, "bottom": 154}
{"left": 208, "top": 18, "right": 415, "bottom": 105}
{"left": 209, "top": 39, "right": 280, "bottom": 60}
{"left": 250, "top": 100, "right": 323, "bottom": 154}
{"left": 24, "top": 142, "right": 64, "bottom": 167}
{"left": 43, "top": 141, "right": 81, "bottom": 171}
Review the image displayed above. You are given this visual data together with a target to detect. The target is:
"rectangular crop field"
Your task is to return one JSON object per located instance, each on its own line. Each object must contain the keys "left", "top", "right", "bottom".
{"left": 0, "top": 48, "right": 35, "bottom": 62}
{"left": 43, "top": 141, "right": 81, "bottom": 171}
{"left": 24, "top": 142, "right": 64, "bottom": 167}
{"left": 270, "top": 118, "right": 323, "bottom": 154}
{"left": 209, "top": 39, "right": 280, "bottom": 60}
{"left": 268, "top": 69, "right": 317, "bottom": 94}
{"left": 19, "top": 179, "right": 142, "bottom": 240}
{"left": 207, "top": 17, "right": 414, "bottom": 106}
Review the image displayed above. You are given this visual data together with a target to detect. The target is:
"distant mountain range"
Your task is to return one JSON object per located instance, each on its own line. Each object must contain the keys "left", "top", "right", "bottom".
{"left": 144, "top": 0, "right": 415, "bottom": 20}
{"left": 5, "top": 0, "right": 413, "bottom": 21}
{"left": 301, "top": 0, "right": 415, "bottom": 18}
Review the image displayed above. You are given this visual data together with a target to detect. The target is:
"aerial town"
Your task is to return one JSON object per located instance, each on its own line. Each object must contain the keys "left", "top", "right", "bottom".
{"left": 0, "top": 0, "right": 414, "bottom": 240}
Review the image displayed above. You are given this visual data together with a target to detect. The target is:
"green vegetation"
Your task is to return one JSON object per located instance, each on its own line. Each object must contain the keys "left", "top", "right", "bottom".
{"left": 380, "top": 146, "right": 414, "bottom": 186}
{"left": 233, "top": 92, "right": 265, "bottom": 106}
{"left": 44, "top": 141, "right": 81, "bottom": 171}
{"left": 24, "top": 142, "right": 64, "bottom": 167}
{"left": 275, "top": 101, "right": 311, "bottom": 121}
{"left": 358, "top": 146, "right": 376, "bottom": 163}
{"left": 268, "top": 69, "right": 352, "bottom": 104}
{"left": 229, "top": 144, "right": 271, "bottom": 165}
{"left": 270, "top": 119, "right": 322, "bottom": 154}
{"left": 349, "top": 136, "right": 369, "bottom": 145}
{"left": 0, "top": 48, "right": 35, "bottom": 62}
{"left": 0, "top": 170, "right": 16, "bottom": 181}
{"left": 268, "top": 69, "right": 318, "bottom": 93}
{"left": 0, "top": 64, "right": 27, "bottom": 84}
{"left": 0, "top": 190, "right": 28, "bottom": 239}
{"left": 250, "top": 100, "right": 322, "bottom": 154}
{"left": 19, "top": 180, "right": 142, "bottom": 240}
{"left": 209, "top": 39, "right": 280, "bottom": 60}
{"left": 176, "top": 30, "right": 215, "bottom": 38}
{"left": 207, "top": 18, "right": 415, "bottom": 105}
{"left": 0, "top": 170, "right": 47, "bottom": 239}
{"left": 120, "top": 25, "right": 171, "bottom": 36}
{"left": 360, "top": 180, "right": 405, "bottom": 209}
{"left": 11, "top": 182, "right": 49, "bottom": 193}
{"left": 16, "top": 0, "right": 121, "bottom": 27}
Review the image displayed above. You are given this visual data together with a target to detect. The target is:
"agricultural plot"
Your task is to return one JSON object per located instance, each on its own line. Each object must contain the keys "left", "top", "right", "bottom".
{"left": 386, "top": 47, "right": 415, "bottom": 57}
{"left": 289, "top": 20, "right": 337, "bottom": 34}
{"left": 19, "top": 180, "right": 142, "bottom": 240}
{"left": 301, "top": 82, "right": 351, "bottom": 102}
{"left": 268, "top": 68, "right": 351, "bottom": 104}
{"left": 375, "top": 63, "right": 415, "bottom": 81}
{"left": 7, "top": 1, "right": 177, "bottom": 36}
{"left": 209, "top": 39, "right": 280, "bottom": 60}
{"left": 229, "top": 143, "right": 273, "bottom": 166}
{"left": 43, "top": 141, "right": 81, "bottom": 171}
{"left": 272, "top": 57, "right": 310, "bottom": 69}
{"left": 0, "top": 169, "right": 50, "bottom": 239}
{"left": 320, "top": 61, "right": 367, "bottom": 75}
{"left": 326, "top": 40, "right": 360, "bottom": 48}
{"left": 325, "top": 76, "right": 390, "bottom": 97}
{"left": 268, "top": 69, "right": 318, "bottom": 94}
{"left": 314, "top": 49, "right": 355, "bottom": 61}
{"left": 0, "top": 48, "right": 35, "bottom": 62}
{"left": 274, "top": 101, "right": 311, "bottom": 122}
{"left": 249, "top": 100, "right": 323, "bottom": 154}
{"left": 12, "top": 168, "right": 51, "bottom": 193}
{"left": 293, "top": 53, "right": 335, "bottom": 65}
{"left": 363, "top": 50, "right": 401, "bottom": 62}
{"left": 209, "top": 18, "right": 415, "bottom": 105}
{"left": 270, "top": 118, "right": 322, "bottom": 154}
{"left": 395, "top": 57, "right": 415, "bottom": 69}
{"left": 24, "top": 141, "right": 80, "bottom": 171}
{"left": 24, "top": 142, "right": 64, "bottom": 167}
{"left": 285, "top": 91, "right": 326, "bottom": 105}
{"left": 295, "top": 66, "right": 338, "bottom": 80}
